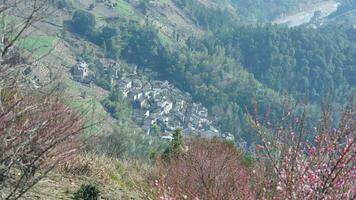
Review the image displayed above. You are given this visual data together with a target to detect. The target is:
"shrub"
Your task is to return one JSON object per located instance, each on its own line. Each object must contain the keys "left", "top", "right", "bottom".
{"left": 73, "top": 183, "right": 100, "bottom": 200}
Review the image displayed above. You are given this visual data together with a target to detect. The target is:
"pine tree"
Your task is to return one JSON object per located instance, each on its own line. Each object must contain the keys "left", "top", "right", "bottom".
{"left": 162, "top": 129, "right": 184, "bottom": 162}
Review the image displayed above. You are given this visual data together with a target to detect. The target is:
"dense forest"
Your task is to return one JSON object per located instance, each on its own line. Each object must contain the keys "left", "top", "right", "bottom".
{"left": 213, "top": 24, "right": 355, "bottom": 102}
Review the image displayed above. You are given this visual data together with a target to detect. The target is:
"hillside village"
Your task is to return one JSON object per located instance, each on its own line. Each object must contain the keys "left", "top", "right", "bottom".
{"left": 71, "top": 59, "right": 229, "bottom": 141}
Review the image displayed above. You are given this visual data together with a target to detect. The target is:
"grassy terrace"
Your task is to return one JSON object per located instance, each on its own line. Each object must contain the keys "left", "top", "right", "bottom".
{"left": 19, "top": 35, "right": 58, "bottom": 58}
{"left": 64, "top": 77, "right": 111, "bottom": 136}
{"left": 114, "top": 0, "right": 140, "bottom": 20}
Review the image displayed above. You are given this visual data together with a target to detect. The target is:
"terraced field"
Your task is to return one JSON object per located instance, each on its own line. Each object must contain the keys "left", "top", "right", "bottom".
{"left": 19, "top": 36, "right": 58, "bottom": 58}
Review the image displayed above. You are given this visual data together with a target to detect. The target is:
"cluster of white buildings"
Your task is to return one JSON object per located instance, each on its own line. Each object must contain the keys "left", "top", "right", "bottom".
{"left": 115, "top": 74, "right": 221, "bottom": 139}
{"left": 71, "top": 59, "right": 234, "bottom": 142}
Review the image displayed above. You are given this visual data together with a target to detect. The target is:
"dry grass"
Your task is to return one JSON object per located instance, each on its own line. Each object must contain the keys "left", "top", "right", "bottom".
{"left": 24, "top": 153, "right": 152, "bottom": 200}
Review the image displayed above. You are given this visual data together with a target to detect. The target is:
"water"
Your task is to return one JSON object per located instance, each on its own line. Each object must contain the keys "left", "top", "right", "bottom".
{"left": 273, "top": 0, "right": 340, "bottom": 27}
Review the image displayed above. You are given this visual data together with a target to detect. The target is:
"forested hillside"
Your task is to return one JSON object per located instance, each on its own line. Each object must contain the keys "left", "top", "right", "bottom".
{"left": 57, "top": 0, "right": 355, "bottom": 143}
{"left": 213, "top": 24, "right": 355, "bottom": 102}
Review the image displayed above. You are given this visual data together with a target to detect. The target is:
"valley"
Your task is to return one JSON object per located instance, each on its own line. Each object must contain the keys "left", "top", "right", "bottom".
{"left": 0, "top": 0, "right": 355, "bottom": 199}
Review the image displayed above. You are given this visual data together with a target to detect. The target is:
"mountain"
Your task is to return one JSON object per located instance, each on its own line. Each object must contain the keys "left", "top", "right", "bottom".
{"left": 1, "top": 0, "right": 355, "bottom": 199}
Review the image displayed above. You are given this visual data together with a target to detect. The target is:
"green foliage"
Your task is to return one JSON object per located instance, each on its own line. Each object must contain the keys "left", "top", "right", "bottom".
{"left": 121, "top": 23, "right": 163, "bottom": 67}
{"left": 95, "top": 123, "right": 168, "bottom": 159}
{"left": 77, "top": 45, "right": 95, "bottom": 63}
{"left": 90, "top": 60, "right": 115, "bottom": 90}
{"left": 162, "top": 129, "right": 184, "bottom": 162}
{"left": 119, "top": 20, "right": 354, "bottom": 143}
{"left": 105, "top": 20, "right": 287, "bottom": 141}
{"left": 66, "top": 10, "right": 121, "bottom": 59}
{"left": 211, "top": 24, "right": 355, "bottom": 103}
{"left": 240, "top": 153, "right": 254, "bottom": 168}
{"left": 172, "top": 0, "right": 235, "bottom": 32}
{"left": 67, "top": 10, "right": 96, "bottom": 36}
{"left": 101, "top": 88, "right": 132, "bottom": 121}
{"left": 118, "top": 22, "right": 288, "bottom": 141}
{"left": 149, "top": 124, "right": 161, "bottom": 137}
{"left": 73, "top": 183, "right": 100, "bottom": 200}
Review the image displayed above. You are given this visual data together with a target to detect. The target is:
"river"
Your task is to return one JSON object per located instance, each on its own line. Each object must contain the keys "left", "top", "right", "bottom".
{"left": 273, "top": 0, "right": 340, "bottom": 27}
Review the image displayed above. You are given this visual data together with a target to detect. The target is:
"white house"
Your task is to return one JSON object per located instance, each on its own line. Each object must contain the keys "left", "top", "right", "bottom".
{"left": 72, "top": 62, "right": 88, "bottom": 82}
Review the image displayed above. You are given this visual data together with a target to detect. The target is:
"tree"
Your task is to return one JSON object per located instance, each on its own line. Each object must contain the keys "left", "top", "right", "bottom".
{"left": 121, "top": 24, "right": 162, "bottom": 67}
{"left": 0, "top": 1, "right": 86, "bottom": 199}
{"left": 149, "top": 124, "right": 161, "bottom": 137}
{"left": 161, "top": 129, "right": 184, "bottom": 162}
{"left": 151, "top": 138, "right": 255, "bottom": 200}
{"left": 99, "top": 27, "right": 121, "bottom": 59}
{"left": 253, "top": 100, "right": 356, "bottom": 199}
{"left": 101, "top": 88, "right": 132, "bottom": 122}
{"left": 93, "top": 123, "right": 167, "bottom": 159}
{"left": 0, "top": 89, "right": 84, "bottom": 200}
{"left": 68, "top": 10, "right": 96, "bottom": 36}
{"left": 100, "top": 27, "right": 117, "bottom": 40}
